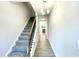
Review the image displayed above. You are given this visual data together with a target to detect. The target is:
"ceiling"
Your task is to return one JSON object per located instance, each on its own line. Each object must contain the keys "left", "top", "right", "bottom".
{"left": 10, "top": 0, "right": 55, "bottom": 16}
{"left": 28, "top": 0, "right": 55, "bottom": 16}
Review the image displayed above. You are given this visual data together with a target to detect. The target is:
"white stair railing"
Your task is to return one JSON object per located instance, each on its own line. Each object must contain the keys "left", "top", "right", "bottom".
{"left": 29, "top": 18, "right": 39, "bottom": 57}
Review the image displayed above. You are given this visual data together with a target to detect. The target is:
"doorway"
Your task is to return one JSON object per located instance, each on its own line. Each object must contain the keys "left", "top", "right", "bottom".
{"left": 39, "top": 19, "right": 48, "bottom": 40}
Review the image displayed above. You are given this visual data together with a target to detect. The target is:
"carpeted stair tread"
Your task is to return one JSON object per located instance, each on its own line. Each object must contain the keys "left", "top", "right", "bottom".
{"left": 8, "top": 51, "right": 26, "bottom": 57}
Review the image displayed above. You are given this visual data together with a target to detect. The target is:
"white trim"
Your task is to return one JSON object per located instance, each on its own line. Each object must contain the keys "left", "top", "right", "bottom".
{"left": 48, "top": 39, "right": 56, "bottom": 57}
{"left": 30, "top": 24, "right": 38, "bottom": 57}
{"left": 5, "top": 17, "right": 30, "bottom": 57}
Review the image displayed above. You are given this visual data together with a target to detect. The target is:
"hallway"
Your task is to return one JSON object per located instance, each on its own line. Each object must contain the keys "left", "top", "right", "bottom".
{"left": 0, "top": 1, "right": 79, "bottom": 57}
{"left": 34, "top": 33, "right": 55, "bottom": 57}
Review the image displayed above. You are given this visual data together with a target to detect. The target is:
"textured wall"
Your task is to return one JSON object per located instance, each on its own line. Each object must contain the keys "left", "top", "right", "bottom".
{"left": 48, "top": 1, "right": 79, "bottom": 57}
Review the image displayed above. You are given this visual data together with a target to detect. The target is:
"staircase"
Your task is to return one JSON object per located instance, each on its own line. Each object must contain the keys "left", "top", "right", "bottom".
{"left": 7, "top": 17, "right": 36, "bottom": 57}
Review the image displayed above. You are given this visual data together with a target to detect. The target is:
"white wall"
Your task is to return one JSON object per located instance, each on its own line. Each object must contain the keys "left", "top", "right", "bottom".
{"left": 0, "top": 2, "right": 34, "bottom": 57}
{"left": 48, "top": 1, "right": 79, "bottom": 57}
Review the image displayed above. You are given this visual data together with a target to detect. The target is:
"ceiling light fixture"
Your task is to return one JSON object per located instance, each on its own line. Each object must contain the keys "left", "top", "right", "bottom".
{"left": 47, "top": 9, "right": 50, "bottom": 14}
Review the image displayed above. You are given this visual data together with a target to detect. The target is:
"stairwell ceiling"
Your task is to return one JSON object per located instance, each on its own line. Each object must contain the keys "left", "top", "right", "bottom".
{"left": 28, "top": 0, "right": 55, "bottom": 16}
{"left": 10, "top": 0, "right": 55, "bottom": 16}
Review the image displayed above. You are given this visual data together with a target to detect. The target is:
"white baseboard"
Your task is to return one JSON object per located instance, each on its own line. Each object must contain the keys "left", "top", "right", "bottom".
{"left": 48, "top": 39, "right": 57, "bottom": 57}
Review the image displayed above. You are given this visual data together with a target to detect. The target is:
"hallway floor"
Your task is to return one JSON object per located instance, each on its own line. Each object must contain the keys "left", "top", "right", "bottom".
{"left": 34, "top": 33, "right": 55, "bottom": 57}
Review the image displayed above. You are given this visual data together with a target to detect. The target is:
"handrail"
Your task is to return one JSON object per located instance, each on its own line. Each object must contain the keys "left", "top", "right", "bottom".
{"left": 29, "top": 19, "right": 36, "bottom": 37}
{"left": 28, "top": 18, "right": 36, "bottom": 57}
